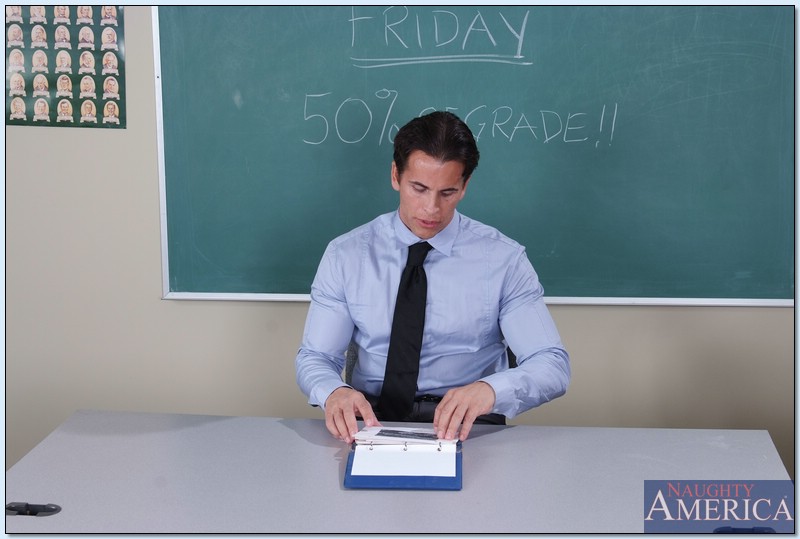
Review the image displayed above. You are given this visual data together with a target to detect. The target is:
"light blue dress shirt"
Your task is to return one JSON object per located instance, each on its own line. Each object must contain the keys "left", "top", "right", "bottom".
{"left": 295, "top": 210, "right": 570, "bottom": 418}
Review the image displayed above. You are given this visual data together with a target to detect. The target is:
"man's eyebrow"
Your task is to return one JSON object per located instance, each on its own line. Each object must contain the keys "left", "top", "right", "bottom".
{"left": 409, "top": 180, "right": 460, "bottom": 194}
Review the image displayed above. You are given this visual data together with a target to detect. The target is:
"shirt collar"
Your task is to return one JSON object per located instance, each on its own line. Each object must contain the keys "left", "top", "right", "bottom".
{"left": 392, "top": 210, "right": 460, "bottom": 257}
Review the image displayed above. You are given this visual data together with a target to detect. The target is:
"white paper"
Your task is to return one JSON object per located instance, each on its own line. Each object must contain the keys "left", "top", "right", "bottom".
{"left": 350, "top": 443, "right": 457, "bottom": 477}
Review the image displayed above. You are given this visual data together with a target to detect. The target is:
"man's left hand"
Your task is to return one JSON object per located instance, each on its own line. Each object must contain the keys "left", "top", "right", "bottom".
{"left": 433, "top": 381, "right": 496, "bottom": 441}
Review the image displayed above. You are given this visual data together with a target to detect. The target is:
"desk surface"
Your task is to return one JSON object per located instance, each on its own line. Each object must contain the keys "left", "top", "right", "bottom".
{"left": 5, "top": 410, "right": 790, "bottom": 533}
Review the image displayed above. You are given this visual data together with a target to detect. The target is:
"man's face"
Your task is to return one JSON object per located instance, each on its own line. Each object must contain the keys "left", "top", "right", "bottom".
{"left": 391, "top": 150, "right": 468, "bottom": 240}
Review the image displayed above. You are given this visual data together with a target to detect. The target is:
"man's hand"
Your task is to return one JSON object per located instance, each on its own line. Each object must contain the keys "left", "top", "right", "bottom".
{"left": 433, "top": 381, "right": 496, "bottom": 442}
{"left": 324, "top": 387, "right": 381, "bottom": 443}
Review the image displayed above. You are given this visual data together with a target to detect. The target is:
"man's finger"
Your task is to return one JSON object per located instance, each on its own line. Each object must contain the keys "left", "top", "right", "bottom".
{"left": 457, "top": 409, "right": 481, "bottom": 441}
{"left": 341, "top": 408, "right": 360, "bottom": 443}
{"left": 326, "top": 409, "right": 348, "bottom": 441}
{"left": 356, "top": 399, "right": 381, "bottom": 428}
{"left": 434, "top": 397, "right": 463, "bottom": 440}
{"left": 443, "top": 403, "right": 465, "bottom": 440}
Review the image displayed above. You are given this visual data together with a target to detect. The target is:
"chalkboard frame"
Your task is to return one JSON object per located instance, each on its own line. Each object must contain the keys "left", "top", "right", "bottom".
{"left": 151, "top": 6, "right": 794, "bottom": 306}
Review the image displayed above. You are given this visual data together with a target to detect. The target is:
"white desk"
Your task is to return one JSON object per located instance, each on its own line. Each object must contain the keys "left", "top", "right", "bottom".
{"left": 5, "top": 410, "right": 790, "bottom": 533}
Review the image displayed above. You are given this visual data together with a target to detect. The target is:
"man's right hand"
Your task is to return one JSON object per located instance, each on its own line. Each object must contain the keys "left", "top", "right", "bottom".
{"left": 324, "top": 387, "right": 381, "bottom": 444}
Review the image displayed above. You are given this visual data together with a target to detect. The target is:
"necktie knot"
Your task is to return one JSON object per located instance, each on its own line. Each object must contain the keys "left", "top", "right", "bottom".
{"left": 407, "top": 242, "right": 433, "bottom": 267}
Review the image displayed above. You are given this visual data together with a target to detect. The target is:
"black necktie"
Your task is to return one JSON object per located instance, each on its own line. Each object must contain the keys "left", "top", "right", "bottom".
{"left": 379, "top": 241, "right": 433, "bottom": 421}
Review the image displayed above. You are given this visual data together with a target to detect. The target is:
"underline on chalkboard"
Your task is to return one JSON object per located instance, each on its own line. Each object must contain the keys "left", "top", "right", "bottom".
{"left": 351, "top": 54, "right": 533, "bottom": 68}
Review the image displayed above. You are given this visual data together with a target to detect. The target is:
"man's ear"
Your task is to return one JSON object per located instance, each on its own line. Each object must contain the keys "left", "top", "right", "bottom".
{"left": 391, "top": 161, "right": 401, "bottom": 192}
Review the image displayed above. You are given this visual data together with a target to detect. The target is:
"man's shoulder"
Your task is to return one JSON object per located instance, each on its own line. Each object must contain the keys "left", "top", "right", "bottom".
{"left": 329, "top": 212, "right": 393, "bottom": 249}
{"left": 458, "top": 213, "right": 525, "bottom": 252}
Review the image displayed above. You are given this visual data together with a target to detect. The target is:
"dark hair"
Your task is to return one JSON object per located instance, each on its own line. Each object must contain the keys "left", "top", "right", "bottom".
{"left": 393, "top": 111, "right": 479, "bottom": 182}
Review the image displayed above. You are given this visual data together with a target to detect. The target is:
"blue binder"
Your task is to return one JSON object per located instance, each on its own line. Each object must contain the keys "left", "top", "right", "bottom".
{"left": 343, "top": 442, "right": 462, "bottom": 490}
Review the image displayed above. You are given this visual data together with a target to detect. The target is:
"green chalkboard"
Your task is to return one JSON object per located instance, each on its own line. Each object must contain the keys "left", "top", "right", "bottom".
{"left": 156, "top": 6, "right": 794, "bottom": 301}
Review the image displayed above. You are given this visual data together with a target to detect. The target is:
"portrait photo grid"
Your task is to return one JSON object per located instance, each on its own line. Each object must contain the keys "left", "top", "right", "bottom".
{"left": 6, "top": 5, "right": 125, "bottom": 128}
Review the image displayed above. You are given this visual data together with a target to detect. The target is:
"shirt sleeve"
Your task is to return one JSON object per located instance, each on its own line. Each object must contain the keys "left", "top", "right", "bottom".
{"left": 481, "top": 250, "right": 571, "bottom": 418}
{"left": 294, "top": 241, "right": 356, "bottom": 408}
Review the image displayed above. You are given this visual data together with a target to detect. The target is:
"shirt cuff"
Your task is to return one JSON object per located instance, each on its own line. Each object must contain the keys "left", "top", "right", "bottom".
{"left": 311, "top": 380, "right": 352, "bottom": 410}
{"left": 480, "top": 374, "right": 515, "bottom": 417}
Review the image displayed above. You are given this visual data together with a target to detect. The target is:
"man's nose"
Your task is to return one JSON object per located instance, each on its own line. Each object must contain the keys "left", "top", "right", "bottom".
{"left": 423, "top": 193, "right": 439, "bottom": 214}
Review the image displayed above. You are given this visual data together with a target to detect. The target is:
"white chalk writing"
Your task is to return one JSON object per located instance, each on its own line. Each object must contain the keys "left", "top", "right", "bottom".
{"left": 349, "top": 6, "right": 532, "bottom": 68}
{"left": 302, "top": 89, "right": 618, "bottom": 148}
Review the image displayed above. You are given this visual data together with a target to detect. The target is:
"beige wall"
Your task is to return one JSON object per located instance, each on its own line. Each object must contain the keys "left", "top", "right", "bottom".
{"left": 6, "top": 7, "right": 794, "bottom": 478}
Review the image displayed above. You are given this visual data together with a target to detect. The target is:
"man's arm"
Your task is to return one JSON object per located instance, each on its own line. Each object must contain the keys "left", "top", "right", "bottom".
{"left": 433, "top": 251, "right": 570, "bottom": 440}
{"left": 296, "top": 317, "right": 382, "bottom": 442}
{"left": 484, "top": 251, "right": 571, "bottom": 416}
{"left": 295, "top": 241, "right": 380, "bottom": 442}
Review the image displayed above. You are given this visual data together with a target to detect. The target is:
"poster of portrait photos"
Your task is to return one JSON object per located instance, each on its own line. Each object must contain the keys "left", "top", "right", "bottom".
{"left": 6, "top": 5, "right": 125, "bottom": 128}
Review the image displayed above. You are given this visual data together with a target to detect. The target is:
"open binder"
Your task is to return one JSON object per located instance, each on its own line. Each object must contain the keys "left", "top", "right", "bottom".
{"left": 343, "top": 426, "right": 462, "bottom": 490}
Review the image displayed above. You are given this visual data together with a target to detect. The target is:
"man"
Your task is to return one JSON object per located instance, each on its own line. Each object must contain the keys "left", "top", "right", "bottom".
{"left": 295, "top": 111, "right": 570, "bottom": 444}
{"left": 103, "top": 76, "right": 119, "bottom": 98}
{"left": 33, "top": 98, "right": 49, "bottom": 121}
{"left": 81, "top": 99, "right": 96, "bottom": 120}
{"left": 56, "top": 51, "right": 72, "bottom": 73}
{"left": 77, "top": 5, "right": 92, "bottom": 23}
{"left": 104, "top": 101, "right": 118, "bottom": 119}
{"left": 55, "top": 25, "right": 70, "bottom": 45}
